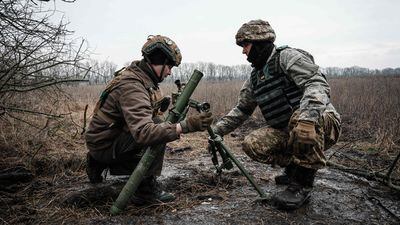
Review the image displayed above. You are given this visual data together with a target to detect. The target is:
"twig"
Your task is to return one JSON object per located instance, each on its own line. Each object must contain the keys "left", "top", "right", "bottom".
{"left": 0, "top": 79, "right": 89, "bottom": 93}
{"left": 328, "top": 138, "right": 365, "bottom": 160}
{"left": 2, "top": 105, "right": 64, "bottom": 118}
{"left": 29, "top": 144, "right": 43, "bottom": 166}
{"left": 5, "top": 112, "right": 42, "bottom": 129}
{"left": 81, "top": 104, "right": 88, "bottom": 135}
{"left": 367, "top": 196, "right": 400, "bottom": 222}
{"left": 327, "top": 161, "right": 400, "bottom": 191}
{"left": 0, "top": 217, "right": 9, "bottom": 225}
{"left": 386, "top": 150, "right": 400, "bottom": 180}
{"left": 386, "top": 150, "right": 400, "bottom": 190}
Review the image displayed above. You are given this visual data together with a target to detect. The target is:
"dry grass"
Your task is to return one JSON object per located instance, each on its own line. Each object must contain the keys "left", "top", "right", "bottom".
{"left": 329, "top": 76, "right": 400, "bottom": 151}
{"left": 2, "top": 76, "right": 398, "bottom": 164}
{"left": 163, "top": 76, "right": 400, "bottom": 148}
{"left": 1, "top": 75, "right": 399, "bottom": 224}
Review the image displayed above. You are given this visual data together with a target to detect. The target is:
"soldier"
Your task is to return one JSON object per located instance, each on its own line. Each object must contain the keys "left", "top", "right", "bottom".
{"left": 212, "top": 20, "right": 341, "bottom": 210}
{"left": 85, "top": 35, "right": 213, "bottom": 205}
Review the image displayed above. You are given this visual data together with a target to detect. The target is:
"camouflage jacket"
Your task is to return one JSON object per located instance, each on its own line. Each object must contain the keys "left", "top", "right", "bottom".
{"left": 214, "top": 46, "right": 341, "bottom": 135}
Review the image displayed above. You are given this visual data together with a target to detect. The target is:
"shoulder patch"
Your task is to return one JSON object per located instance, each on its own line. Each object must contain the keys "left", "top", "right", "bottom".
{"left": 279, "top": 48, "right": 303, "bottom": 70}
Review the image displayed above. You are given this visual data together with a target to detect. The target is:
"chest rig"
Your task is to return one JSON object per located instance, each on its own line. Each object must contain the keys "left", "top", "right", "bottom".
{"left": 92, "top": 67, "right": 166, "bottom": 130}
{"left": 250, "top": 46, "right": 303, "bottom": 129}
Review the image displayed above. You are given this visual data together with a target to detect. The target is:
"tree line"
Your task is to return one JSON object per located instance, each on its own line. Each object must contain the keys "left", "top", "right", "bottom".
{"left": 59, "top": 62, "right": 400, "bottom": 85}
{"left": 1, "top": 0, "right": 399, "bottom": 121}
{"left": 165, "top": 63, "right": 400, "bottom": 83}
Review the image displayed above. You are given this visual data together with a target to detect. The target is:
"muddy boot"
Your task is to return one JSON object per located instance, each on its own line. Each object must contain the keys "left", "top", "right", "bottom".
{"left": 272, "top": 166, "right": 316, "bottom": 210}
{"left": 131, "top": 176, "right": 175, "bottom": 205}
{"left": 275, "top": 164, "right": 296, "bottom": 185}
{"left": 86, "top": 153, "right": 107, "bottom": 184}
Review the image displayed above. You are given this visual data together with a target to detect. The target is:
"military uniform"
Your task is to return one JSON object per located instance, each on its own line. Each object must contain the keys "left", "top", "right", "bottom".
{"left": 85, "top": 60, "right": 179, "bottom": 176}
{"left": 214, "top": 47, "right": 341, "bottom": 169}
{"left": 213, "top": 19, "right": 342, "bottom": 209}
{"left": 85, "top": 35, "right": 213, "bottom": 205}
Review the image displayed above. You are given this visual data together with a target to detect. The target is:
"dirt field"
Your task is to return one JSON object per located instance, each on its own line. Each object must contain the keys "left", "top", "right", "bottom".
{"left": 1, "top": 119, "right": 399, "bottom": 225}
{"left": 1, "top": 77, "right": 400, "bottom": 224}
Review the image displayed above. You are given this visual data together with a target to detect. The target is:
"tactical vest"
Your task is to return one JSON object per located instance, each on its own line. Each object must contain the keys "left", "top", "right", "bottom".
{"left": 250, "top": 46, "right": 305, "bottom": 129}
{"left": 92, "top": 67, "right": 166, "bottom": 130}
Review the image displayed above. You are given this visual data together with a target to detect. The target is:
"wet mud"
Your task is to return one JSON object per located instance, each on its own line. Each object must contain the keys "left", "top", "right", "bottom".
{"left": 59, "top": 148, "right": 400, "bottom": 224}
{"left": 1, "top": 122, "right": 399, "bottom": 225}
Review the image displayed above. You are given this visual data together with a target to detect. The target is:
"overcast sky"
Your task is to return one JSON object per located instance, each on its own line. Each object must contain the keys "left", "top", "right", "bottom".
{"left": 53, "top": 0, "right": 400, "bottom": 69}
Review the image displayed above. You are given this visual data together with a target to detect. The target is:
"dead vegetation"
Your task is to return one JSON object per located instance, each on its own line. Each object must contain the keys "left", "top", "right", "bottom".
{"left": 0, "top": 76, "right": 400, "bottom": 224}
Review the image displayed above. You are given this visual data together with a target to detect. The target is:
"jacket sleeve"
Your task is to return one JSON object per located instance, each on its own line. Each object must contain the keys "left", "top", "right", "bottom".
{"left": 118, "top": 82, "right": 179, "bottom": 146}
{"left": 213, "top": 78, "right": 258, "bottom": 135}
{"left": 280, "top": 48, "right": 331, "bottom": 123}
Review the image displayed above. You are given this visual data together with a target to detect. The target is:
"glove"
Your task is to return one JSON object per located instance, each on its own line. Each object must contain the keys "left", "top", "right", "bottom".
{"left": 180, "top": 111, "right": 213, "bottom": 133}
{"left": 288, "top": 120, "right": 317, "bottom": 153}
{"left": 154, "top": 96, "right": 171, "bottom": 113}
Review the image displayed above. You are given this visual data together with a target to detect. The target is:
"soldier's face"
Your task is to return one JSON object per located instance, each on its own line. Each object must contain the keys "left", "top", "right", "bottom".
{"left": 242, "top": 42, "right": 252, "bottom": 56}
{"left": 152, "top": 64, "right": 173, "bottom": 80}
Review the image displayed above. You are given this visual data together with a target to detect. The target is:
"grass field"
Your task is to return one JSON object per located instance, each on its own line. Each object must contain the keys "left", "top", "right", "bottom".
{"left": 1, "top": 75, "right": 400, "bottom": 224}
{"left": 2, "top": 75, "right": 399, "bottom": 158}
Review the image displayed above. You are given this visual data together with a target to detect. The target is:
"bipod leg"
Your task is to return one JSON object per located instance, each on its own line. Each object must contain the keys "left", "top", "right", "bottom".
{"left": 215, "top": 143, "right": 234, "bottom": 170}
{"left": 218, "top": 142, "right": 267, "bottom": 199}
{"left": 208, "top": 137, "right": 222, "bottom": 174}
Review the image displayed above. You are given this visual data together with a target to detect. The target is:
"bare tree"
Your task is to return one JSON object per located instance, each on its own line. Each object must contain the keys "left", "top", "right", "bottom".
{"left": 0, "top": 0, "right": 90, "bottom": 120}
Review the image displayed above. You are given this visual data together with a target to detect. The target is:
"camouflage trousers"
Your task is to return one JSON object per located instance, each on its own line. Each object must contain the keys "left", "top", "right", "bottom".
{"left": 242, "top": 110, "right": 341, "bottom": 169}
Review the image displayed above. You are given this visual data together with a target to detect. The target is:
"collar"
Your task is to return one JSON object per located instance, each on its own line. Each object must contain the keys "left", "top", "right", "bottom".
{"left": 127, "top": 60, "right": 159, "bottom": 89}
{"left": 267, "top": 46, "right": 277, "bottom": 63}
{"left": 138, "top": 59, "right": 160, "bottom": 86}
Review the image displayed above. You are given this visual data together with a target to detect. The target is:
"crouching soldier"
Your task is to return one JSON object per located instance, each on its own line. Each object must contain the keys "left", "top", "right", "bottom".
{"left": 85, "top": 35, "right": 213, "bottom": 205}
{"left": 212, "top": 20, "right": 341, "bottom": 210}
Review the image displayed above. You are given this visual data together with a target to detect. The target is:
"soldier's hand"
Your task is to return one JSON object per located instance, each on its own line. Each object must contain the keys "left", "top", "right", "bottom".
{"left": 180, "top": 111, "right": 213, "bottom": 133}
{"left": 288, "top": 120, "right": 317, "bottom": 153}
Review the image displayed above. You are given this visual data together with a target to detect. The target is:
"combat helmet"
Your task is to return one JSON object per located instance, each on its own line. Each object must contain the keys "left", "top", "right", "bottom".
{"left": 235, "top": 19, "right": 276, "bottom": 46}
{"left": 142, "top": 35, "right": 182, "bottom": 66}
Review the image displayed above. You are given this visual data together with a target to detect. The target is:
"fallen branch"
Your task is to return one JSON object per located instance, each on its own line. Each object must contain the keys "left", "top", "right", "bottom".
{"left": 367, "top": 196, "right": 400, "bottom": 222}
{"left": 327, "top": 161, "right": 400, "bottom": 191}
{"left": 386, "top": 150, "right": 400, "bottom": 190}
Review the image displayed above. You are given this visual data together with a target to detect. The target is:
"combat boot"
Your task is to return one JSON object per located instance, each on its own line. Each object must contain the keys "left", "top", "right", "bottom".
{"left": 86, "top": 153, "right": 107, "bottom": 183}
{"left": 272, "top": 166, "right": 317, "bottom": 210}
{"left": 131, "top": 176, "right": 175, "bottom": 205}
{"left": 275, "top": 164, "right": 296, "bottom": 185}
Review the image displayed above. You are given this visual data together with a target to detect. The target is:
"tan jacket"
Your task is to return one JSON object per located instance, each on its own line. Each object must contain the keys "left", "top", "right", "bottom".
{"left": 85, "top": 60, "right": 179, "bottom": 152}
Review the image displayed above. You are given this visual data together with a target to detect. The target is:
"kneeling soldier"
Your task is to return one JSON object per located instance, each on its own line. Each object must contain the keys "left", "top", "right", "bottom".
{"left": 85, "top": 35, "right": 213, "bottom": 205}
{"left": 212, "top": 20, "right": 341, "bottom": 210}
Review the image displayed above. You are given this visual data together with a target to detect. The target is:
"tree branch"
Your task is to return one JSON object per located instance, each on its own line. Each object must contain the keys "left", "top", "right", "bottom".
{"left": 0, "top": 79, "right": 88, "bottom": 93}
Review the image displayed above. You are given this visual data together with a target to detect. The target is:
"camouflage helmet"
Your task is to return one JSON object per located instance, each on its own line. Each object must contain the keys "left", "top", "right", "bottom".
{"left": 235, "top": 19, "right": 276, "bottom": 46}
{"left": 142, "top": 35, "right": 182, "bottom": 66}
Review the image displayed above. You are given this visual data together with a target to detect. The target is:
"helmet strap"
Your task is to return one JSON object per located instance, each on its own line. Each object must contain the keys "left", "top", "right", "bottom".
{"left": 140, "top": 58, "right": 161, "bottom": 85}
{"left": 142, "top": 57, "right": 167, "bottom": 84}
{"left": 158, "top": 58, "right": 168, "bottom": 82}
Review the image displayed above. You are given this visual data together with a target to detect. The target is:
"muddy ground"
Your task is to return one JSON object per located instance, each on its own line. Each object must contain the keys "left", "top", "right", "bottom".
{"left": 1, "top": 121, "right": 400, "bottom": 225}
